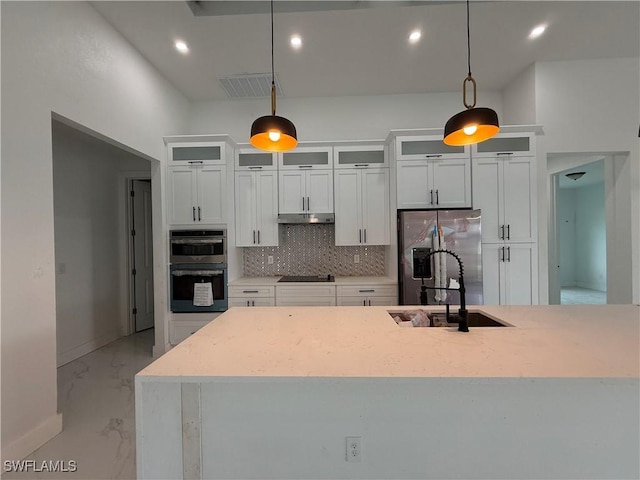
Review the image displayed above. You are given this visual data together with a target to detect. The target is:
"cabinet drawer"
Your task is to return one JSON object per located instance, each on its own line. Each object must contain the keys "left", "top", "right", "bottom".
{"left": 337, "top": 285, "right": 397, "bottom": 297}
{"left": 170, "top": 320, "right": 211, "bottom": 345}
{"left": 228, "top": 298, "right": 275, "bottom": 307}
{"left": 276, "top": 284, "right": 336, "bottom": 297}
{"left": 228, "top": 285, "right": 275, "bottom": 298}
{"left": 276, "top": 296, "right": 337, "bottom": 307}
{"left": 337, "top": 296, "right": 397, "bottom": 306}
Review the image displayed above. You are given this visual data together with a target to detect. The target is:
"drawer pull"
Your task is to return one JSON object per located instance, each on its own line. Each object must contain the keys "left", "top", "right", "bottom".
{"left": 243, "top": 290, "right": 259, "bottom": 294}
{"left": 359, "top": 289, "right": 375, "bottom": 293}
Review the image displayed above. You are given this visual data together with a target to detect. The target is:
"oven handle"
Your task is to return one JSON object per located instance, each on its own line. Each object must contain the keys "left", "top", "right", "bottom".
{"left": 171, "top": 270, "right": 224, "bottom": 276}
{"left": 171, "top": 238, "right": 223, "bottom": 245}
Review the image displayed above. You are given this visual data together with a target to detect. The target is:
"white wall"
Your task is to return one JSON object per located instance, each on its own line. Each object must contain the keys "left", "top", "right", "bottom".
{"left": 534, "top": 57, "right": 640, "bottom": 304}
{"left": 557, "top": 188, "right": 576, "bottom": 287}
{"left": 502, "top": 63, "right": 536, "bottom": 126}
{"left": 575, "top": 183, "right": 607, "bottom": 291}
{"left": 189, "top": 91, "right": 504, "bottom": 142}
{"left": 1, "top": 1, "right": 189, "bottom": 461}
{"left": 52, "top": 120, "right": 151, "bottom": 366}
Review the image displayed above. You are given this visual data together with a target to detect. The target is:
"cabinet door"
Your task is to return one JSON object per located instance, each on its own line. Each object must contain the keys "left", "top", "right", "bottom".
{"left": 279, "top": 171, "right": 306, "bottom": 214}
{"left": 504, "top": 243, "right": 537, "bottom": 305}
{"left": 234, "top": 172, "right": 257, "bottom": 247}
{"left": 169, "top": 143, "right": 223, "bottom": 164}
{"left": 306, "top": 170, "right": 333, "bottom": 213}
{"left": 472, "top": 158, "right": 503, "bottom": 243}
{"left": 280, "top": 147, "right": 332, "bottom": 170}
{"left": 431, "top": 158, "right": 471, "bottom": 208}
{"left": 361, "top": 169, "right": 390, "bottom": 245}
{"left": 255, "top": 171, "right": 279, "bottom": 247}
{"left": 334, "top": 170, "right": 362, "bottom": 246}
{"left": 367, "top": 296, "right": 398, "bottom": 306}
{"left": 396, "top": 136, "right": 466, "bottom": 160}
{"left": 167, "top": 167, "right": 197, "bottom": 225}
{"left": 481, "top": 243, "right": 503, "bottom": 305}
{"left": 197, "top": 166, "right": 225, "bottom": 224}
{"left": 334, "top": 145, "right": 387, "bottom": 169}
{"left": 503, "top": 157, "right": 535, "bottom": 243}
{"left": 397, "top": 160, "right": 432, "bottom": 209}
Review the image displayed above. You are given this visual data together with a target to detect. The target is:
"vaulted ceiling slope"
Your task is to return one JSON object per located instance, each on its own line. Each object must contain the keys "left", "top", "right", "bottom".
{"left": 91, "top": 1, "right": 640, "bottom": 101}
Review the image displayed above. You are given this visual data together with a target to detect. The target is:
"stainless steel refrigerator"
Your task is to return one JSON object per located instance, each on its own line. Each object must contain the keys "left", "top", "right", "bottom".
{"left": 398, "top": 209, "right": 483, "bottom": 306}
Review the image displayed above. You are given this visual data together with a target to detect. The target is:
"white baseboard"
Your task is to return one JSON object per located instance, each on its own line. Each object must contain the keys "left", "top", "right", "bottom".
{"left": 57, "top": 328, "right": 126, "bottom": 367}
{"left": 152, "top": 342, "right": 172, "bottom": 358}
{"left": 576, "top": 281, "right": 606, "bottom": 292}
{"left": 2, "top": 413, "right": 63, "bottom": 462}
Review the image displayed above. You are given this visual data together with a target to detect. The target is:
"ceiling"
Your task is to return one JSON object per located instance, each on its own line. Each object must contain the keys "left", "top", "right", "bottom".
{"left": 558, "top": 158, "right": 605, "bottom": 189}
{"left": 90, "top": 1, "right": 640, "bottom": 102}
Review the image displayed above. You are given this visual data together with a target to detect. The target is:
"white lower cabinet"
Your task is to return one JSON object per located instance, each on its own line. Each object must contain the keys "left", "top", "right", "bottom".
{"left": 336, "top": 284, "right": 397, "bottom": 306}
{"left": 276, "top": 284, "right": 337, "bottom": 306}
{"left": 228, "top": 285, "right": 275, "bottom": 307}
{"left": 170, "top": 320, "right": 211, "bottom": 345}
{"left": 482, "top": 243, "right": 538, "bottom": 305}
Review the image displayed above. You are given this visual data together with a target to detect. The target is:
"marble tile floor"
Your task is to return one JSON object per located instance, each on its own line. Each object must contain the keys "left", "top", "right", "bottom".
{"left": 561, "top": 286, "right": 607, "bottom": 305}
{"left": 3, "top": 329, "right": 155, "bottom": 480}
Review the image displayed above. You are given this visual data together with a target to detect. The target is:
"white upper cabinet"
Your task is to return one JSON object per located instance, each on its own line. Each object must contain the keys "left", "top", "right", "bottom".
{"left": 278, "top": 146, "right": 333, "bottom": 214}
{"left": 335, "top": 168, "right": 390, "bottom": 246}
{"left": 395, "top": 135, "right": 467, "bottom": 160}
{"left": 333, "top": 144, "right": 387, "bottom": 169}
{"left": 235, "top": 147, "right": 277, "bottom": 171}
{"left": 166, "top": 139, "right": 229, "bottom": 226}
{"left": 471, "top": 133, "right": 534, "bottom": 158}
{"left": 169, "top": 142, "right": 225, "bottom": 165}
{"left": 472, "top": 135, "right": 536, "bottom": 243}
{"left": 234, "top": 170, "right": 278, "bottom": 247}
{"left": 167, "top": 164, "right": 226, "bottom": 226}
{"left": 397, "top": 157, "right": 471, "bottom": 209}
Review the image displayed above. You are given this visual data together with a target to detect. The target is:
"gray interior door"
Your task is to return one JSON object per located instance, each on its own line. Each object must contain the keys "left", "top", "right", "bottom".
{"left": 132, "top": 179, "right": 154, "bottom": 332}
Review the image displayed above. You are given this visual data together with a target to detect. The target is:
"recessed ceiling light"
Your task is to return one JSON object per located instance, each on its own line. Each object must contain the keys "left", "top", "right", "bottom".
{"left": 409, "top": 30, "right": 421, "bottom": 43}
{"left": 174, "top": 40, "right": 189, "bottom": 54}
{"left": 290, "top": 35, "right": 302, "bottom": 49}
{"left": 529, "top": 24, "right": 547, "bottom": 40}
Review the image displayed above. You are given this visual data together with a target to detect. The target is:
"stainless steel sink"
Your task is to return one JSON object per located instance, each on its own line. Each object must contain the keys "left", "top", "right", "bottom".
{"left": 389, "top": 310, "right": 510, "bottom": 327}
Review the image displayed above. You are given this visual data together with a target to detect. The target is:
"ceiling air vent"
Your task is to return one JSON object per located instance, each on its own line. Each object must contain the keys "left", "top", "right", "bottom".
{"left": 219, "top": 73, "right": 283, "bottom": 99}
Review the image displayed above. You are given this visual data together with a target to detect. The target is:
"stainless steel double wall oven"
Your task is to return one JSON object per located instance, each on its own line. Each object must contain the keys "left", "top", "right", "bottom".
{"left": 169, "top": 230, "right": 228, "bottom": 312}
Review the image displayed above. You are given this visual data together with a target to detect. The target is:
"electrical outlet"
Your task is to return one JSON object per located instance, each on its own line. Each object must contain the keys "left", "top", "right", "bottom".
{"left": 267, "top": 256, "right": 274, "bottom": 265}
{"left": 354, "top": 254, "right": 360, "bottom": 264}
{"left": 346, "top": 436, "right": 362, "bottom": 462}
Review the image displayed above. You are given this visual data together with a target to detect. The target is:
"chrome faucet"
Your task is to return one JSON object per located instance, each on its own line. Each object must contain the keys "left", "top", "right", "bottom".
{"left": 419, "top": 249, "right": 469, "bottom": 332}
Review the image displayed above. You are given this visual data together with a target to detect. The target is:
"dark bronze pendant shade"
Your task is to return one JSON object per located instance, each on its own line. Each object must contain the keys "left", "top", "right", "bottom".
{"left": 250, "top": 0, "right": 297, "bottom": 152}
{"left": 443, "top": 0, "right": 499, "bottom": 146}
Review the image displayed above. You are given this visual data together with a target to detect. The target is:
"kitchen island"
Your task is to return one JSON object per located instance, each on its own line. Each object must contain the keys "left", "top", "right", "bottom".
{"left": 136, "top": 305, "right": 639, "bottom": 479}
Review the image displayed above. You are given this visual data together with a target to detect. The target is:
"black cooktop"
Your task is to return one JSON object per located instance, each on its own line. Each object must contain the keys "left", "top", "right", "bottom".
{"left": 278, "top": 275, "right": 335, "bottom": 283}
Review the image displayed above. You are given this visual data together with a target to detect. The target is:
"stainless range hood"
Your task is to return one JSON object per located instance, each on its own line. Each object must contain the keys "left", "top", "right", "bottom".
{"left": 277, "top": 213, "right": 335, "bottom": 224}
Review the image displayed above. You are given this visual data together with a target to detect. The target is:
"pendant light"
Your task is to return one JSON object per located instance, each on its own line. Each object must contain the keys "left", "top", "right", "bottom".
{"left": 443, "top": 0, "right": 499, "bottom": 146}
{"left": 250, "top": 0, "right": 297, "bottom": 152}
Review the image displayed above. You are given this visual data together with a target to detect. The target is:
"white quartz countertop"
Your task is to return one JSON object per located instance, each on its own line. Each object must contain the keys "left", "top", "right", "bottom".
{"left": 139, "top": 305, "right": 639, "bottom": 380}
{"left": 228, "top": 276, "right": 397, "bottom": 286}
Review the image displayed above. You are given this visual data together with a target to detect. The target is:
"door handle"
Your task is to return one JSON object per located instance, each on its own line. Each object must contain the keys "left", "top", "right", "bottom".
{"left": 248, "top": 166, "right": 263, "bottom": 170}
{"left": 198, "top": 206, "right": 201, "bottom": 221}
{"left": 253, "top": 230, "right": 256, "bottom": 244}
{"left": 359, "top": 229, "right": 362, "bottom": 243}
{"left": 192, "top": 207, "right": 196, "bottom": 222}
{"left": 507, "top": 246, "right": 511, "bottom": 262}
{"left": 363, "top": 299, "right": 366, "bottom": 306}
{"left": 430, "top": 190, "right": 434, "bottom": 205}
{"left": 246, "top": 300, "right": 250, "bottom": 307}
{"left": 257, "top": 230, "right": 260, "bottom": 244}
{"left": 368, "top": 299, "right": 372, "bottom": 306}
{"left": 302, "top": 197, "right": 305, "bottom": 211}
{"left": 435, "top": 189, "right": 439, "bottom": 205}
{"left": 500, "top": 225, "right": 505, "bottom": 240}
{"left": 188, "top": 160, "right": 204, "bottom": 164}
{"left": 298, "top": 165, "right": 313, "bottom": 169}
{"left": 506, "top": 224, "right": 510, "bottom": 240}
{"left": 364, "top": 229, "right": 367, "bottom": 243}
{"left": 500, "top": 246, "right": 504, "bottom": 262}
{"left": 425, "top": 154, "right": 442, "bottom": 158}
{"left": 307, "top": 196, "right": 310, "bottom": 211}
{"left": 252, "top": 300, "right": 255, "bottom": 307}
{"left": 354, "top": 164, "right": 369, "bottom": 168}
{"left": 496, "top": 152, "right": 513, "bottom": 156}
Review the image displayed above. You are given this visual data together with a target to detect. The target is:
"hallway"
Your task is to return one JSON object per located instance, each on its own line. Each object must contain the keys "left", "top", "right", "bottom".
{"left": 4, "top": 330, "right": 155, "bottom": 479}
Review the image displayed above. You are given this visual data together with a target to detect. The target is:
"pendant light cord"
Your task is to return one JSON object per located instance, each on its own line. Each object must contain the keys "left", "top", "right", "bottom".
{"left": 466, "top": 0, "right": 471, "bottom": 77}
{"left": 270, "top": 0, "right": 276, "bottom": 115}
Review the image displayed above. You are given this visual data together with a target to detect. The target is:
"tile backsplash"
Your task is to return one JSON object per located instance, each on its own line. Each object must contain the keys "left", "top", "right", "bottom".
{"left": 243, "top": 224, "right": 385, "bottom": 276}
